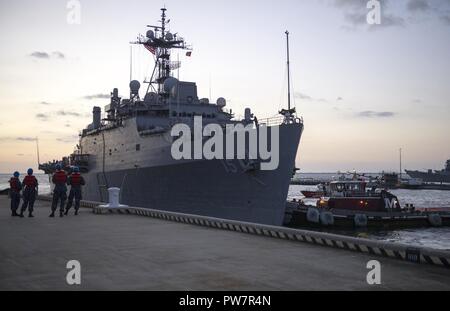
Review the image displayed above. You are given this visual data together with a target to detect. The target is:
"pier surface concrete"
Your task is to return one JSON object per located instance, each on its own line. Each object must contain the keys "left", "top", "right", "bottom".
{"left": 0, "top": 196, "right": 449, "bottom": 290}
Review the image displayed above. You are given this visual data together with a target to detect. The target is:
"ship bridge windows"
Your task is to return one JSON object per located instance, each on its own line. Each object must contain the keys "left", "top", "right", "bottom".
{"left": 174, "top": 112, "right": 216, "bottom": 119}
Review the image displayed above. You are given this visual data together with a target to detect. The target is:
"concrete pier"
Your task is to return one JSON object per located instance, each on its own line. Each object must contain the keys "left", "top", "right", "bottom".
{"left": 0, "top": 196, "right": 449, "bottom": 290}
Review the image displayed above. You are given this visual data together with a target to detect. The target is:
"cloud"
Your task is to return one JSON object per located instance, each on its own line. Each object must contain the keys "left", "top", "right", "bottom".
{"left": 333, "top": 0, "right": 365, "bottom": 9}
{"left": 56, "top": 110, "right": 81, "bottom": 117}
{"left": 0, "top": 136, "right": 36, "bottom": 142}
{"left": 39, "top": 101, "right": 52, "bottom": 105}
{"left": 337, "top": 97, "right": 344, "bottom": 101}
{"left": 16, "top": 137, "right": 37, "bottom": 142}
{"left": 56, "top": 135, "right": 79, "bottom": 143}
{"left": 52, "top": 51, "right": 65, "bottom": 59}
{"left": 412, "top": 98, "right": 422, "bottom": 103}
{"left": 29, "top": 52, "right": 50, "bottom": 59}
{"left": 441, "top": 15, "right": 450, "bottom": 25}
{"left": 333, "top": 0, "right": 405, "bottom": 30}
{"left": 294, "top": 92, "right": 329, "bottom": 103}
{"left": 83, "top": 94, "right": 110, "bottom": 100}
{"left": 405, "top": 0, "right": 450, "bottom": 26}
{"left": 29, "top": 51, "right": 65, "bottom": 60}
{"left": 381, "top": 15, "right": 406, "bottom": 27}
{"left": 36, "top": 113, "right": 50, "bottom": 121}
{"left": 407, "top": 0, "right": 430, "bottom": 12}
{"left": 294, "top": 92, "right": 312, "bottom": 100}
{"left": 357, "top": 110, "right": 396, "bottom": 118}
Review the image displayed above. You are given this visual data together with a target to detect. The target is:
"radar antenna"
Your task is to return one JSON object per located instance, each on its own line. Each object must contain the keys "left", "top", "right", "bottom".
{"left": 131, "top": 8, "right": 192, "bottom": 94}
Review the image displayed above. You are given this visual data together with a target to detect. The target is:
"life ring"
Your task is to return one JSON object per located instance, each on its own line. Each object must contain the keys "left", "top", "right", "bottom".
{"left": 428, "top": 214, "right": 442, "bottom": 227}
{"left": 306, "top": 208, "right": 320, "bottom": 224}
{"left": 320, "top": 211, "right": 334, "bottom": 226}
{"left": 354, "top": 214, "right": 368, "bottom": 227}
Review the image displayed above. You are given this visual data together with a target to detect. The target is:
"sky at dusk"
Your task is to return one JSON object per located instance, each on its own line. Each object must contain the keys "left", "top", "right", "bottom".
{"left": 0, "top": 0, "right": 449, "bottom": 173}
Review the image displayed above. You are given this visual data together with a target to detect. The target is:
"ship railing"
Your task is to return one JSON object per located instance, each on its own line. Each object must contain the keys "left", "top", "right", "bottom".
{"left": 258, "top": 116, "right": 284, "bottom": 127}
{"left": 259, "top": 115, "right": 302, "bottom": 127}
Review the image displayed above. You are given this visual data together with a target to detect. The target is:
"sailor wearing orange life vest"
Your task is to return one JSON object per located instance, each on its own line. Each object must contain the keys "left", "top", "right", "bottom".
{"left": 65, "top": 166, "right": 85, "bottom": 216}
{"left": 50, "top": 164, "right": 67, "bottom": 218}
{"left": 20, "top": 168, "right": 39, "bottom": 218}
{"left": 9, "top": 171, "right": 22, "bottom": 217}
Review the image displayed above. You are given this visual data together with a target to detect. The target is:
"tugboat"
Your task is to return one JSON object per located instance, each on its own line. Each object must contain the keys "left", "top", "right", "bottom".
{"left": 285, "top": 179, "right": 450, "bottom": 229}
{"left": 316, "top": 180, "right": 400, "bottom": 212}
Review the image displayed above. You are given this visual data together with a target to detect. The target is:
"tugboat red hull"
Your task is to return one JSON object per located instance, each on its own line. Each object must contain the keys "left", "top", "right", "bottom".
{"left": 324, "top": 197, "right": 397, "bottom": 212}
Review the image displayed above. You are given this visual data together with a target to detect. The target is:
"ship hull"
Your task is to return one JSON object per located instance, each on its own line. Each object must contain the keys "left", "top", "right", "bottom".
{"left": 405, "top": 170, "right": 450, "bottom": 183}
{"left": 82, "top": 123, "right": 303, "bottom": 226}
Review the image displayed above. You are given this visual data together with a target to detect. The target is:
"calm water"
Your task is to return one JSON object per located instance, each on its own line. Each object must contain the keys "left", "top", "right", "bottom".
{"left": 1, "top": 173, "right": 450, "bottom": 250}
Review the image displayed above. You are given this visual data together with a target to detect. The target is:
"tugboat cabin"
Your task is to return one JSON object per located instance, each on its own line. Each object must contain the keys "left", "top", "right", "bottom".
{"left": 327, "top": 181, "right": 367, "bottom": 197}
{"left": 319, "top": 180, "right": 402, "bottom": 212}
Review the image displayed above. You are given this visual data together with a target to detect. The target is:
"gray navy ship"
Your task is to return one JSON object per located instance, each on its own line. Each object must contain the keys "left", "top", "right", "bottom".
{"left": 40, "top": 8, "right": 303, "bottom": 226}
{"left": 406, "top": 159, "right": 450, "bottom": 183}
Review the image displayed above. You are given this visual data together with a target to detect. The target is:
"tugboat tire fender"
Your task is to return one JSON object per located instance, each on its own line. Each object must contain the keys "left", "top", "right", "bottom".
{"left": 320, "top": 211, "right": 334, "bottom": 226}
{"left": 307, "top": 208, "right": 320, "bottom": 224}
{"left": 428, "top": 214, "right": 442, "bottom": 227}
{"left": 354, "top": 214, "right": 368, "bottom": 228}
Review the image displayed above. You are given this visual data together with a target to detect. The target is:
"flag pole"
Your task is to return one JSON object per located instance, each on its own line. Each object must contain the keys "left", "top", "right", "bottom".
{"left": 285, "top": 30, "right": 291, "bottom": 111}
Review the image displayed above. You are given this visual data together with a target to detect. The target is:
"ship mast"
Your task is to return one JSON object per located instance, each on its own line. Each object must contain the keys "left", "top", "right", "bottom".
{"left": 132, "top": 8, "right": 191, "bottom": 95}
{"left": 286, "top": 30, "right": 291, "bottom": 111}
{"left": 279, "top": 30, "right": 296, "bottom": 121}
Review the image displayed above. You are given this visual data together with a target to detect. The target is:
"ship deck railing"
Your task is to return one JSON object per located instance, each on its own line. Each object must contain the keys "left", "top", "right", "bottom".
{"left": 259, "top": 115, "right": 303, "bottom": 127}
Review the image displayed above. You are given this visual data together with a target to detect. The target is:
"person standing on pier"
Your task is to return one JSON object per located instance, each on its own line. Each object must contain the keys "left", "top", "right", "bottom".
{"left": 20, "top": 168, "right": 39, "bottom": 218}
{"left": 64, "top": 166, "right": 85, "bottom": 216}
{"left": 9, "top": 171, "right": 22, "bottom": 217}
{"left": 50, "top": 164, "right": 68, "bottom": 218}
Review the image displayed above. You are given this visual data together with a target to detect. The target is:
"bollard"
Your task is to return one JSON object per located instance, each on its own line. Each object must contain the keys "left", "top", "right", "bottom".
{"left": 99, "top": 187, "right": 128, "bottom": 208}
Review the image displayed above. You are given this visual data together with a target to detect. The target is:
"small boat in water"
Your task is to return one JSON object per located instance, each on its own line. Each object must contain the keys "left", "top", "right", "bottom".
{"left": 301, "top": 184, "right": 326, "bottom": 198}
{"left": 285, "top": 180, "right": 450, "bottom": 229}
{"left": 301, "top": 190, "right": 324, "bottom": 199}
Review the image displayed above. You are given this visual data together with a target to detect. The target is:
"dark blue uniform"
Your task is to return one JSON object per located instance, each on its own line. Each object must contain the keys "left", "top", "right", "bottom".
{"left": 9, "top": 177, "right": 22, "bottom": 216}
{"left": 51, "top": 170, "right": 67, "bottom": 217}
{"left": 21, "top": 175, "right": 38, "bottom": 217}
{"left": 65, "top": 173, "right": 85, "bottom": 215}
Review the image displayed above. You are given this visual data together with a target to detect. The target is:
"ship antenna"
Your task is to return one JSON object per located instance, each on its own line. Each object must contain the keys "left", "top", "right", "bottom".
{"left": 285, "top": 30, "right": 291, "bottom": 111}
{"left": 130, "top": 45, "right": 133, "bottom": 82}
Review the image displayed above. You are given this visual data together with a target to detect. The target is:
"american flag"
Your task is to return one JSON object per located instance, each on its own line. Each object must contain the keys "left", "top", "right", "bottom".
{"left": 144, "top": 43, "right": 156, "bottom": 55}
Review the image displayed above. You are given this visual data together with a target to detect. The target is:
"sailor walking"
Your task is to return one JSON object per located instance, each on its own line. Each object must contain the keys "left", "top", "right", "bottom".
{"left": 9, "top": 171, "right": 22, "bottom": 217}
{"left": 50, "top": 164, "right": 68, "bottom": 218}
{"left": 20, "top": 168, "right": 39, "bottom": 218}
{"left": 65, "top": 166, "right": 85, "bottom": 216}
